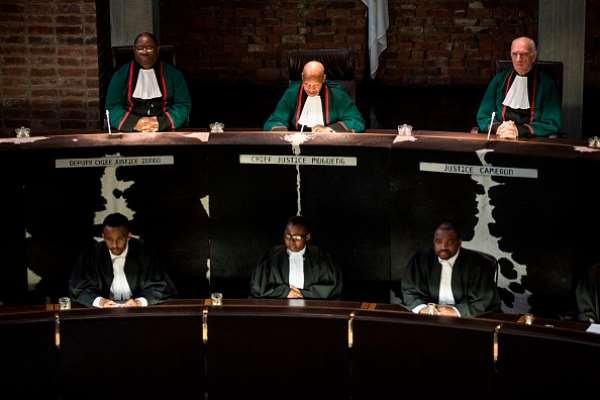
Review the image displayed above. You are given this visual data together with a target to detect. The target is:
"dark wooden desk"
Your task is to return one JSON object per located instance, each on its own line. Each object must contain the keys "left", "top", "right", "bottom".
{"left": 0, "top": 131, "right": 598, "bottom": 319}
{"left": 1, "top": 300, "right": 599, "bottom": 399}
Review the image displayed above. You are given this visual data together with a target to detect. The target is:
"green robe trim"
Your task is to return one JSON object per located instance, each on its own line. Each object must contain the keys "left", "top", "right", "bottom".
{"left": 263, "top": 81, "right": 365, "bottom": 133}
{"left": 476, "top": 66, "right": 561, "bottom": 137}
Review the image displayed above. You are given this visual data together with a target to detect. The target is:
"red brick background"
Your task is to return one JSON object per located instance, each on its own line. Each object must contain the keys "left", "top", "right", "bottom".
{"left": 160, "top": 0, "right": 537, "bottom": 85}
{"left": 0, "top": 0, "right": 598, "bottom": 133}
{"left": 0, "top": 0, "right": 109, "bottom": 132}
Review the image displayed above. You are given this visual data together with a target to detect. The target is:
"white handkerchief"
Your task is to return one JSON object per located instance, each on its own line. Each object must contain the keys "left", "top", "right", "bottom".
{"left": 298, "top": 96, "right": 324, "bottom": 128}
{"left": 503, "top": 75, "right": 530, "bottom": 110}
{"left": 133, "top": 69, "right": 162, "bottom": 99}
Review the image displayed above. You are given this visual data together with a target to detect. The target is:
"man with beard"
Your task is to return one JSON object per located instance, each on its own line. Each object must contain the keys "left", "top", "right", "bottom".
{"left": 400, "top": 222, "right": 501, "bottom": 318}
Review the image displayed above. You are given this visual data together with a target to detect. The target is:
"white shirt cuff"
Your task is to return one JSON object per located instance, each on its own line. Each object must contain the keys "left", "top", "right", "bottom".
{"left": 136, "top": 297, "right": 148, "bottom": 307}
{"left": 92, "top": 297, "right": 103, "bottom": 308}
{"left": 412, "top": 304, "right": 427, "bottom": 314}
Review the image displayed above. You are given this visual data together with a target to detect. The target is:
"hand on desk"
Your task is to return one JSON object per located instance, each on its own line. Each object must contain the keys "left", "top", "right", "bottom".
{"left": 418, "top": 303, "right": 459, "bottom": 317}
{"left": 496, "top": 121, "right": 518, "bottom": 139}
{"left": 312, "top": 125, "right": 336, "bottom": 134}
{"left": 287, "top": 286, "right": 304, "bottom": 299}
{"left": 98, "top": 298, "right": 143, "bottom": 308}
{"left": 134, "top": 117, "right": 159, "bottom": 132}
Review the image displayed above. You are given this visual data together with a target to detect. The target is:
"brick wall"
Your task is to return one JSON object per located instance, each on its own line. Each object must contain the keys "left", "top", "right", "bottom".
{"left": 159, "top": 0, "right": 368, "bottom": 83}
{"left": 159, "top": 0, "right": 537, "bottom": 86}
{"left": 0, "top": 0, "right": 109, "bottom": 133}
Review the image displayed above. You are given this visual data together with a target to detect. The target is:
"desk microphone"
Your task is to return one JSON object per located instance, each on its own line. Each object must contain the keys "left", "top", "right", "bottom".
{"left": 487, "top": 111, "right": 496, "bottom": 140}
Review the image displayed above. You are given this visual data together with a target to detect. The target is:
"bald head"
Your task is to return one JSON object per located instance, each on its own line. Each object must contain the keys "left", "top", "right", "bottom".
{"left": 511, "top": 36, "right": 537, "bottom": 75}
{"left": 301, "top": 61, "right": 326, "bottom": 97}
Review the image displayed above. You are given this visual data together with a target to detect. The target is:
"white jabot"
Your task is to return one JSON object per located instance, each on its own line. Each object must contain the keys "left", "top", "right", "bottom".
{"left": 109, "top": 244, "right": 132, "bottom": 301}
{"left": 287, "top": 247, "right": 306, "bottom": 289}
{"left": 503, "top": 75, "right": 530, "bottom": 110}
{"left": 438, "top": 248, "right": 460, "bottom": 305}
{"left": 298, "top": 96, "right": 324, "bottom": 128}
{"left": 132, "top": 69, "right": 162, "bottom": 100}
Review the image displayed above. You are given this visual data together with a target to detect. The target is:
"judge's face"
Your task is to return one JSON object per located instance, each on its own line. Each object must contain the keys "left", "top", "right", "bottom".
{"left": 133, "top": 35, "right": 159, "bottom": 69}
{"left": 283, "top": 223, "right": 311, "bottom": 253}
{"left": 511, "top": 38, "right": 536, "bottom": 76}
{"left": 103, "top": 226, "right": 130, "bottom": 256}
{"left": 433, "top": 228, "right": 461, "bottom": 260}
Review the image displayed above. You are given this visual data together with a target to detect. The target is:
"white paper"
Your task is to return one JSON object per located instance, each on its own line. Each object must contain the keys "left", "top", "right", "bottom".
{"left": 393, "top": 135, "right": 417, "bottom": 143}
{"left": 184, "top": 132, "right": 210, "bottom": 142}
{"left": 586, "top": 323, "right": 600, "bottom": 334}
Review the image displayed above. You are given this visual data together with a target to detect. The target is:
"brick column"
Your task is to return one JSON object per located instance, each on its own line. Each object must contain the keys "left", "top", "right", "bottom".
{"left": 0, "top": 0, "right": 111, "bottom": 134}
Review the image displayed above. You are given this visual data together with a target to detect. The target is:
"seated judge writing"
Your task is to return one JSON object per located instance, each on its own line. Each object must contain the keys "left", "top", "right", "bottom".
{"left": 250, "top": 216, "right": 342, "bottom": 299}
{"left": 476, "top": 36, "right": 560, "bottom": 138}
{"left": 401, "top": 222, "right": 501, "bottom": 318}
{"left": 576, "top": 263, "right": 600, "bottom": 323}
{"left": 263, "top": 60, "right": 365, "bottom": 133}
{"left": 106, "top": 32, "right": 191, "bottom": 132}
{"left": 69, "top": 213, "right": 176, "bottom": 308}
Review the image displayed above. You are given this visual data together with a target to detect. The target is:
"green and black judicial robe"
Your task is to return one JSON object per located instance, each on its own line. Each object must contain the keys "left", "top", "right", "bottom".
{"left": 576, "top": 263, "right": 600, "bottom": 322}
{"left": 250, "top": 244, "right": 342, "bottom": 299}
{"left": 69, "top": 238, "right": 176, "bottom": 307}
{"left": 401, "top": 248, "right": 501, "bottom": 318}
{"left": 106, "top": 61, "right": 191, "bottom": 132}
{"left": 263, "top": 81, "right": 365, "bottom": 132}
{"left": 476, "top": 66, "right": 561, "bottom": 137}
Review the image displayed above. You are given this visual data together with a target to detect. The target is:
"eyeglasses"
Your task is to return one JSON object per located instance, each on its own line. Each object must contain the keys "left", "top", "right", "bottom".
{"left": 134, "top": 46, "right": 157, "bottom": 53}
{"left": 284, "top": 233, "right": 307, "bottom": 242}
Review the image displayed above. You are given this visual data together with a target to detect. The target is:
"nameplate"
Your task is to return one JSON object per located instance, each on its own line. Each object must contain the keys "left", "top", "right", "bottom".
{"left": 239, "top": 154, "right": 357, "bottom": 167}
{"left": 55, "top": 155, "right": 174, "bottom": 169}
{"left": 419, "top": 162, "right": 538, "bottom": 179}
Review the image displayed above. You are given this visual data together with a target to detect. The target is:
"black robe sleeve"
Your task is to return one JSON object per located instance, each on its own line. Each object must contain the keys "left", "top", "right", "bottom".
{"left": 299, "top": 246, "right": 342, "bottom": 299}
{"left": 250, "top": 246, "right": 291, "bottom": 299}
{"left": 400, "top": 250, "right": 435, "bottom": 311}
{"left": 129, "top": 242, "right": 177, "bottom": 304}
{"left": 452, "top": 250, "right": 501, "bottom": 318}
{"left": 576, "top": 264, "right": 600, "bottom": 323}
{"left": 69, "top": 244, "right": 108, "bottom": 307}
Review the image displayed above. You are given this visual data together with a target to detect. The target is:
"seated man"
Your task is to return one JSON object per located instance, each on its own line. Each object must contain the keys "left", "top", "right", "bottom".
{"left": 401, "top": 222, "right": 501, "bottom": 318}
{"left": 69, "top": 213, "right": 176, "bottom": 308}
{"left": 263, "top": 60, "right": 365, "bottom": 133}
{"left": 476, "top": 36, "right": 560, "bottom": 138}
{"left": 106, "top": 32, "right": 191, "bottom": 132}
{"left": 250, "top": 216, "right": 342, "bottom": 299}
{"left": 576, "top": 263, "right": 600, "bottom": 323}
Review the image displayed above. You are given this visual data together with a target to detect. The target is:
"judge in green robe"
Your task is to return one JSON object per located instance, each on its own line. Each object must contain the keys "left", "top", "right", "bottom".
{"left": 576, "top": 263, "right": 600, "bottom": 323}
{"left": 476, "top": 36, "right": 560, "bottom": 138}
{"left": 69, "top": 213, "right": 176, "bottom": 308}
{"left": 263, "top": 60, "right": 365, "bottom": 133}
{"left": 401, "top": 222, "right": 501, "bottom": 318}
{"left": 250, "top": 216, "right": 342, "bottom": 299}
{"left": 106, "top": 32, "right": 191, "bottom": 132}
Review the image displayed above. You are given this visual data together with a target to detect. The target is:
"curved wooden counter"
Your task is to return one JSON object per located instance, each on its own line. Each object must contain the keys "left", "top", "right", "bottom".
{"left": 0, "top": 300, "right": 598, "bottom": 399}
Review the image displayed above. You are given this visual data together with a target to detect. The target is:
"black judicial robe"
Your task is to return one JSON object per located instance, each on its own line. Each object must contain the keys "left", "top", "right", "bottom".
{"left": 250, "top": 244, "right": 342, "bottom": 299}
{"left": 401, "top": 248, "right": 501, "bottom": 318}
{"left": 576, "top": 263, "right": 600, "bottom": 322}
{"left": 69, "top": 238, "right": 176, "bottom": 307}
